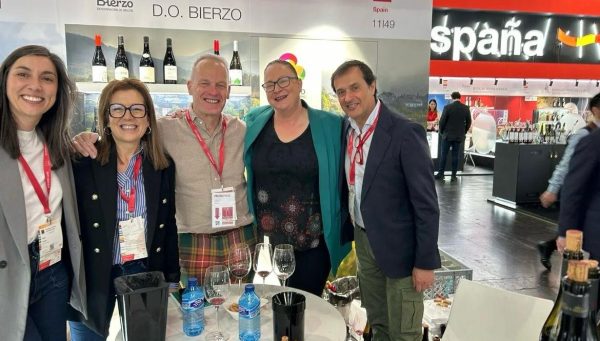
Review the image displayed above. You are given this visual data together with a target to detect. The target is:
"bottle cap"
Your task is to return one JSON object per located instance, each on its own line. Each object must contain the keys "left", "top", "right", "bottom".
{"left": 95, "top": 34, "right": 102, "bottom": 46}
{"left": 187, "top": 277, "right": 198, "bottom": 286}
{"left": 244, "top": 284, "right": 255, "bottom": 292}
{"left": 167, "top": 38, "right": 172, "bottom": 46}
{"left": 213, "top": 39, "right": 220, "bottom": 52}
{"left": 565, "top": 230, "right": 583, "bottom": 252}
{"left": 144, "top": 36, "right": 149, "bottom": 43}
{"left": 233, "top": 40, "right": 238, "bottom": 51}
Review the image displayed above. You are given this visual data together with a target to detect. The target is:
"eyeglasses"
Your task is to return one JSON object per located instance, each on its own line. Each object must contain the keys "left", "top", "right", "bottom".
{"left": 108, "top": 103, "right": 147, "bottom": 118}
{"left": 261, "top": 76, "right": 298, "bottom": 93}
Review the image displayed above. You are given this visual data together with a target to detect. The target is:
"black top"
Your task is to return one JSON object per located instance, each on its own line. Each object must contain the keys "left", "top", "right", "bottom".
{"left": 251, "top": 117, "right": 322, "bottom": 250}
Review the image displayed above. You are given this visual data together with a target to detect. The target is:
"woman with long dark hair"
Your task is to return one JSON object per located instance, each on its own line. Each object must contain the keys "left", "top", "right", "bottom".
{"left": 0, "top": 45, "right": 87, "bottom": 340}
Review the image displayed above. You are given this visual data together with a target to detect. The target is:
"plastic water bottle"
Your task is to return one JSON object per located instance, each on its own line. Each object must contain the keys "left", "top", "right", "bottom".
{"left": 182, "top": 277, "right": 205, "bottom": 336}
{"left": 239, "top": 284, "right": 261, "bottom": 341}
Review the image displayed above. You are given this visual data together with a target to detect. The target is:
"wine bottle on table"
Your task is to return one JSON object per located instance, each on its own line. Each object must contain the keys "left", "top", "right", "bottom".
{"left": 586, "top": 260, "right": 599, "bottom": 328}
{"left": 139, "top": 36, "right": 155, "bottom": 83}
{"left": 91, "top": 34, "right": 107, "bottom": 83}
{"left": 163, "top": 38, "right": 177, "bottom": 84}
{"left": 551, "top": 261, "right": 599, "bottom": 340}
{"left": 229, "top": 40, "right": 243, "bottom": 86}
{"left": 114, "top": 35, "right": 129, "bottom": 80}
{"left": 213, "top": 39, "right": 220, "bottom": 55}
{"left": 540, "top": 230, "right": 585, "bottom": 340}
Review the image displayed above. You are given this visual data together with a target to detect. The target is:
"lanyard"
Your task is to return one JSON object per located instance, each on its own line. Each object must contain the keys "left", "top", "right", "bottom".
{"left": 18, "top": 145, "right": 52, "bottom": 216}
{"left": 119, "top": 154, "right": 142, "bottom": 214}
{"left": 185, "top": 109, "right": 227, "bottom": 181}
{"left": 347, "top": 113, "right": 380, "bottom": 186}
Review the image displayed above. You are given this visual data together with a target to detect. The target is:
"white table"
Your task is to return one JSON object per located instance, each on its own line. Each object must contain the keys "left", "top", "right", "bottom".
{"left": 161, "top": 284, "right": 346, "bottom": 341}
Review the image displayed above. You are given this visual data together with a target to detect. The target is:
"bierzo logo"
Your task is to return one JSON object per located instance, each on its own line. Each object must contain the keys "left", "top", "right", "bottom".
{"left": 96, "top": 0, "right": 133, "bottom": 12}
{"left": 557, "top": 28, "right": 600, "bottom": 47}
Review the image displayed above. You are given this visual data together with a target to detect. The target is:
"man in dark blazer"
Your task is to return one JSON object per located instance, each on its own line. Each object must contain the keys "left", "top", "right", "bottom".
{"left": 435, "top": 91, "right": 471, "bottom": 182}
{"left": 331, "top": 60, "right": 441, "bottom": 341}
{"left": 558, "top": 123, "right": 600, "bottom": 260}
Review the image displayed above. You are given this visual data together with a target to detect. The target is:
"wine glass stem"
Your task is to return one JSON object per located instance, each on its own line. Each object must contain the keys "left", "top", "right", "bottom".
{"left": 215, "top": 306, "right": 220, "bottom": 332}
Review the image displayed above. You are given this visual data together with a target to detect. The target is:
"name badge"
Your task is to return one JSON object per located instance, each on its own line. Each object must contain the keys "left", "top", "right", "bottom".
{"left": 118, "top": 216, "right": 148, "bottom": 263}
{"left": 211, "top": 187, "right": 237, "bottom": 228}
{"left": 38, "top": 219, "right": 63, "bottom": 271}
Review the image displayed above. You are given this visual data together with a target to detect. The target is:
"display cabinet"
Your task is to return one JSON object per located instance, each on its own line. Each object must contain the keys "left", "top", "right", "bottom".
{"left": 71, "top": 82, "right": 252, "bottom": 134}
{"left": 492, "top": 142, "right": 565, "bottom": 204}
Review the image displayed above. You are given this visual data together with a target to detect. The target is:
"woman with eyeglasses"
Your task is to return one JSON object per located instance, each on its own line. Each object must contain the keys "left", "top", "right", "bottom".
{"left": 68, "top": 78, "right": 180, "bottom": 340}
{"left": 244, "top": 60, "right": 350, "bottom": 296}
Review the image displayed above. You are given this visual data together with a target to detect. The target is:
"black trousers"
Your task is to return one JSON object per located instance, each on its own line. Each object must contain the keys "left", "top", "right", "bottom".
{"left": 287, "top": 236, "right": 331, "bottom": 297}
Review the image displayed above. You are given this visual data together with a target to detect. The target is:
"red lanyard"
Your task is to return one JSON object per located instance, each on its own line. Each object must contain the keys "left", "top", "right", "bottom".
{"left": 119, "top": 154, "right": 142, "bottom": 214}
{"left": 185, "top": 110, "right": 227, "bottom": 180}
{"left": 347, "top": 113, "right": 380, "bottom": 186}
{"left": 18, "top": 145, "right": 52, "bottom": 216}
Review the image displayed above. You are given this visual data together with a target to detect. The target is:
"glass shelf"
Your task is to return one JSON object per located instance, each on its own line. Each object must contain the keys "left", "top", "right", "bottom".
{"left": 76, "top": 82, "right": 251, "bottom": 97}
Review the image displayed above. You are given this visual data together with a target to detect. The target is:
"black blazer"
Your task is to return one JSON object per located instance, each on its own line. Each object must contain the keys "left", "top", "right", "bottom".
{"left": 340, "top": 102, "right": 441, "bottom": 278}
{"left": 559, "top": 128, "right": 600, "bottom": 260}
{"left": 71, "top": 150, "right": 180, "bottom": 337}
{"left": 439, "top": 100, "right": 472, "bottom": 141}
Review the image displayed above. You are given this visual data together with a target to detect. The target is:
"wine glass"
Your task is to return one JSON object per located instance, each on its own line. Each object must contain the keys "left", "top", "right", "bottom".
{"left": 227, "top": 244, "right": 252, "bottom": 294}
{"left": 273, "top": 244, "right": 296, "bottom": 287}
{"left": 253, "top": 243, "right": 273, "bottom": 297}
{"left": 204, "top": 264, "right": 230, "bottom": 341}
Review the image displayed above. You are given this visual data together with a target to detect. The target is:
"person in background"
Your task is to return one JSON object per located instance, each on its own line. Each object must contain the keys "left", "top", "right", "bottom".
{"left": 72, "top": 54, "right": 256, "bottom": 283}
{"left": 0, "top": 45, "right": 87, "bottom": 340}
{"left": 68, "top": 79, "right": 180, "bottom": 340}
{"left": 244, "top": 59, "right": 350, "bottom": 296}
{"left": 435, "top": 91, "right": 471, "bottom": 182}
{"left": 426, "top": 99, "right": 438, "bottom": 132}
{"left": 557, "top": 104, "right": 600, "bottom": 259}
{"left": 332, "top": 60, "right": 440, "bottom": 341}
{"left": 540, "top": 93, "right": 600, "bottom": 268}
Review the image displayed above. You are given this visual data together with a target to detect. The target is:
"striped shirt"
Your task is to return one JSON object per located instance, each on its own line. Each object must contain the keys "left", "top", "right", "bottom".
{"left": 113, "top": 148, "right": 147, "bottom": 265}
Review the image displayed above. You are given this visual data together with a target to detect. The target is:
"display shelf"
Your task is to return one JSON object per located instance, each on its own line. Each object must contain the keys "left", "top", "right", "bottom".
{"left": 76, "top": 82, "right": 252, "bottom": 97}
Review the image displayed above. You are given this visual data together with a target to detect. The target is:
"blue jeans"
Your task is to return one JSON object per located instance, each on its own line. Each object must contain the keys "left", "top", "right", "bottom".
{"left": 438, "top": 139, "right": 461, "bottom": 175}
{"left": 24, "top": 242, "right": 69, "bottom": 341}
{"left": 69, "top": 259, "right": 148, "bottom": 341}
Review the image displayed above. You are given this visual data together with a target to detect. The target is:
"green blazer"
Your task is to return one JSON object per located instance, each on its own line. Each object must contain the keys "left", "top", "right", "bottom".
{"left": 244, "top": 101, "right": 350, "bottom": 274}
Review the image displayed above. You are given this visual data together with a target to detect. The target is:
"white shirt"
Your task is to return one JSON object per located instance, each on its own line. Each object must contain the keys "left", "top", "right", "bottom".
{"left": 17, "top": 130, "right": 63, "bottom": 244}
{"left": 345, "top": 100, "right": 381, "bottom": 228}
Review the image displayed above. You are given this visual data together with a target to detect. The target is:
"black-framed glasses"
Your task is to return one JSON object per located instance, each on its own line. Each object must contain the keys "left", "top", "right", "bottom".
{"left": 108, "top": 103, "right": 147, "bottom": 118}
{"left": 261, "top": 76, "right": 298, "bottom": 92}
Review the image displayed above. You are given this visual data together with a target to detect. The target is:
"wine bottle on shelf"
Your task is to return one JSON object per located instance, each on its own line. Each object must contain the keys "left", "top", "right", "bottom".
{"left": 213, "top": 39, "right": 220, "bottom": 55}
{"left": 540, "top": 230, "right": 585, "bottom": 340}
{"left": 139, "top": 36, "right": 155, "bottom": 83}
{"left": 229, "top": 40, "right": 243, "bottom": 86}
{"left": 91, "top": 34, "right": 107, "bottom": 83}
{"left": 114, "top": 35, "right": 129, "bottom": 81}
{"left": 163, "top": 38, "right": 177, "bottom": 84}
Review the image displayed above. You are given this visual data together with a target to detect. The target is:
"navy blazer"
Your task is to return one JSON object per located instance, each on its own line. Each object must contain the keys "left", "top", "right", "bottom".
{"left": 559, "top": 128, "right": 600, "bottom": 259}
{"left": 341, "top": 102, "right": 441, "bottom": 278}
{"left": 439, "top": 100, "right": 471, "bottom": 141}
{"left": 70, "top": 150, "right": 180, "bottom": 337}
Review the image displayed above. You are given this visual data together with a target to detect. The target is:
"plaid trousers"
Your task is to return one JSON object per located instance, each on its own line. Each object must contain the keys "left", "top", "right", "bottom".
{"left": 178, "top": 224, "right": 257, "bottom": 284}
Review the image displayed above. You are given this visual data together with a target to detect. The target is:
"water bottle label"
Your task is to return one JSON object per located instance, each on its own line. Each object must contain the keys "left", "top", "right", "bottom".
{"left": 183, "top": 297, "right": 204, "bottom": 310}
{"left": 238, "top": 302, "right": 260, "bottom": 319}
